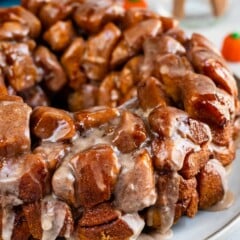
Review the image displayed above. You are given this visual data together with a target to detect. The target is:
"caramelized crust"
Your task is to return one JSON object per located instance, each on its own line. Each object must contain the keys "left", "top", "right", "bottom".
{"left": 138, "top": 77, "right": 169, "bottom": 110}
{"left": 78, "top": 203, "right": 120, "bottom": 228}
{"left": 34, "top": 46, "right": 67, "bottom": 92}
{"left": 43, "top": 20, "right": 76, "bottom": 52}
{"left": 52, "top": 144, "right": 120, "bottom": 208}
{"left": 82, "top": 23, "right": 121, "bottom": 81}
{"left": 180, "top": 147, "right": 210, "bottom": 179}
{"left": 0, "top": 207, "right": 31, "bottom": 240}
{"left": 146, "top": 172, "right": 180, "bottom": 233}
{"left": 76, "top": 218, "right": 134, "bottom": 240}
{"left": 188, "top": 46, "right": 237, "bottom": 97}
{"left": 31, "top": 106, "right": 76, "bottom": 141}
{"left": 73, "top": 0, "right": 124, "bottom": 34}
{"left": 70, "top": 145, "right": 120, "bottom": 208}
{"left": 61, "top": 38, "right": 86, "bottom": 90}
{"left": 0, "top": 6, "right": 41, "bottom": 38}
{"left": 0, "top": 96, "right": 31, "bottom": 157}
{"left": 197, "top": 159, "right": 225, "bottom": 209}
{"left": 113, "top": 111, "right": 147, "bottom": 153}
{"left": 176, "top": 176, "right": 199, "bottom": 219}
{"left": 111, "top": 19, "right": 162, "bottom": 67}
{"left": 1, "top": 42, "right": 39, "bottom": 92}
{"left": 182, "top": 73, "right": 235, "bottom": 127}
{"left": 149, "top": 106, "right": 211, "bottom": 171}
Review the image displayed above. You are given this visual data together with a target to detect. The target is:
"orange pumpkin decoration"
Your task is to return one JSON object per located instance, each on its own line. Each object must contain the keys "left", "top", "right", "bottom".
{"left": 222, "top": 32, "right": 240, "bottom": 62}
{"left": 124, "top": 0, "right": 148, "bottom": 10}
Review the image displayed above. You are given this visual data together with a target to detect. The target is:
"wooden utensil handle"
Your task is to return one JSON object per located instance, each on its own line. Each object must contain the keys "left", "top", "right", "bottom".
{"left": 173, "top": 0, "right": 185, "bottom": 19}
{"left": 211, "top": 0, "right": 228, "bottom": 16}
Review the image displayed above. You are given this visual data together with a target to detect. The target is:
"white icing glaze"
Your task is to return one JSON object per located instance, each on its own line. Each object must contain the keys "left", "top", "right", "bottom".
{"left": 46, "top": 120, "right": 70, "bottom": 142}
{"left": 52, "top": 162, "right": 75, "bottom": 206}
{"left": 205, "top": 159, "right": 234, "bottom": 211}
{"left": 64, "top": 219, "right": 72, "bottom": 239}
{"left": 206, "top": 159, "right": 228, "bottom": 193}
{"left": 210, "top": 143, "right": 229, "bottom": 156}
{"left": 41, "top": 196, "right": 67, "bottom": 240}
{"left": 71, "top": 128, "right": 112, "bottom": 154}
{"left": 1, "top": 207, "right": 15, "bottom": 240}
{"left": 120, "top": 152, "right": 135, "bottom": 173}
{"left": 121, "top": 213, "right": 145, "bottom": 240}
{"left": 142, "top": 188, "right": 157, "bottom": 207}
{"left": 124, "top": 19, "right": 161, "bottom": 47}
{"left": 114, "top": 148, "right": 157, "bottom": 212}
{"left": 0, "top": 159, "right": 24, "bottom": 240}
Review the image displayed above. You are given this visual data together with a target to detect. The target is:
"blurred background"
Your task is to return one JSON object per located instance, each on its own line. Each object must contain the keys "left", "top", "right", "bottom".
{"left": 0, "top": 0, "right": 239, "bottom": 74}
{"left": 1, "top": 0, "right": 239, "bottom": 49}
{"left": 149, "top": 0, "right": 239, "bottom": 47}
{"left": 0, "top": 0, "right": 19, "bottom": 7}
{"left": 148, "top": 0, "right": 240, "bottom": 74}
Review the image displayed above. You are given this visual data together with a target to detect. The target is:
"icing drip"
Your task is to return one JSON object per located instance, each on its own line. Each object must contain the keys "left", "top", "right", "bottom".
{"left": 1, "top": 207, "right": 15, "bottom": 240}
{"left": 207, "top": 191, "right": 234, "bottom": 212}
{"left": 147, "top": 205, "right": 175, "bottom": 234}
{"left": 46, "top": 120, "right": 72, "bottom": 142}
{"left": 41, "top": 196, "right": 66, "bottom": 240}
{"left": 64, "top": 220, "right": 72, "bottom": 239}
{"left": 0, "top": 159, "right": 23, "bottom": 240}
{"left": 206, "top": 159, "right": 234, "bottom": 211}
{"left": 207, "top": 159, "right": 228, "bottom": 196}
{"left": 225, "top": 163, "right": 232, "bottom": 176}
{"left": 121, "top": 213, "right": 145, "bottom": 240}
